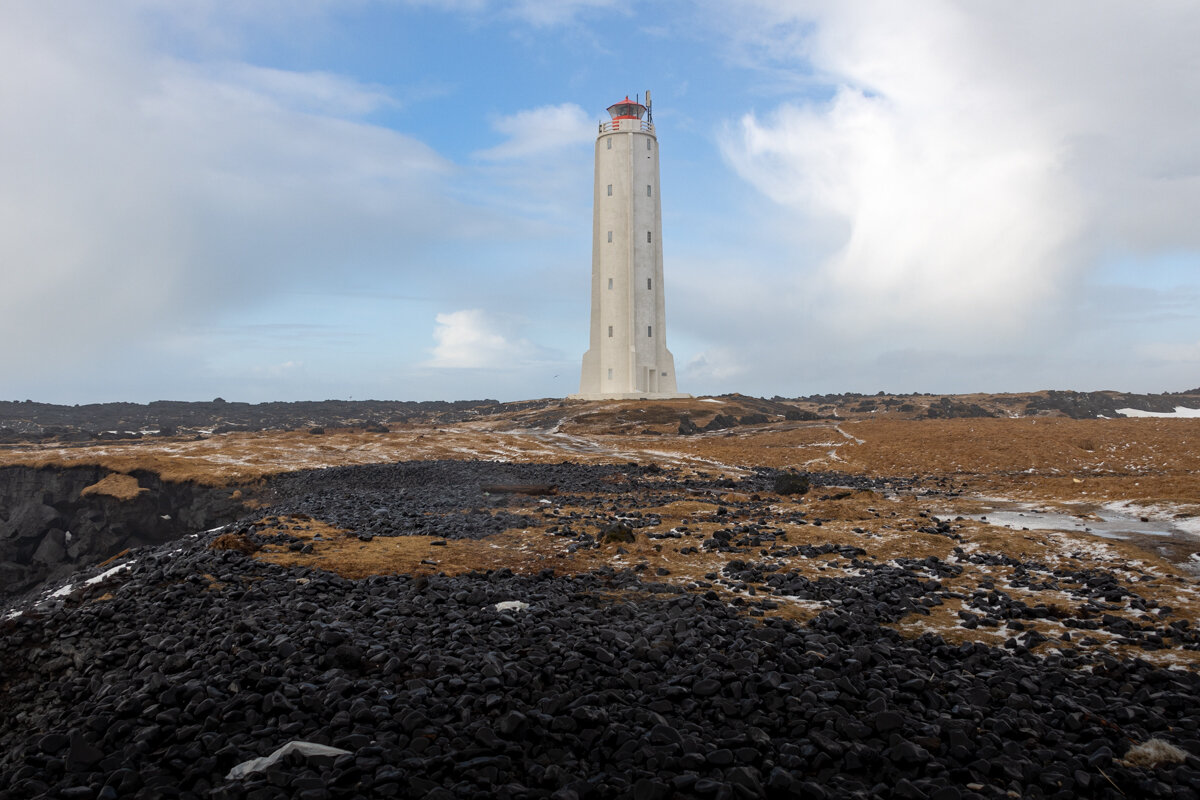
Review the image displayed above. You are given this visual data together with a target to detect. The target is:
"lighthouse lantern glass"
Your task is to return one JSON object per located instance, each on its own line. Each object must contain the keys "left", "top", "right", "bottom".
{"left": 607, "top": 101, "right": 645, "bottom": 120}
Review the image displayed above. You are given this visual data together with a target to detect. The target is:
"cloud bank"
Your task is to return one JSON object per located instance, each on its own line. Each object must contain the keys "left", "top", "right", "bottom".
{"left": 427, "top": 309, "right": 553, "bottom": 369}
{"left": 0, "top": 3, "right": 464, "bottom": 383}
{"left": 708, "top": 0, "right": 1200, "bottom": 389}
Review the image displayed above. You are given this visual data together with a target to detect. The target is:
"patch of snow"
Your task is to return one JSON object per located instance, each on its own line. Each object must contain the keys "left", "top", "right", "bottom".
{"left": 1116, "top": 406, "right": 1200, "bottom": 418}
{"left": 1103, "top": 500, "right": 1200, "bottom": 537}
{"left": 85, "top": 561, "right": 135, "bottom": 586}
{"left": 834, "top": 426, "right": 865, "bottom": 445}
{"left": 8, "top": 558, "right": 137, "bottom": 618}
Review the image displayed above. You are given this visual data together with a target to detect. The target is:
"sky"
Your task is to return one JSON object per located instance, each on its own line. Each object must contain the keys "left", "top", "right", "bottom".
{"left": 3, "top": 0, "right": 1200, "bottom": 404}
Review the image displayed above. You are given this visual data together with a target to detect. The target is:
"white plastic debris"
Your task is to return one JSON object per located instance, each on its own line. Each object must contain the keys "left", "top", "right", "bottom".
{"left": 226, "top": 741, "right": 351, "bottom": 780}
{"left": 493, "top": 600, "right": 529, "bottom": 612}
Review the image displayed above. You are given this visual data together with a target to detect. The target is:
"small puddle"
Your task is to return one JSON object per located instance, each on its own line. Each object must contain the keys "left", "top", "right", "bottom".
{"left": 963, "top": 501, "right": 1200, "bottom": 574}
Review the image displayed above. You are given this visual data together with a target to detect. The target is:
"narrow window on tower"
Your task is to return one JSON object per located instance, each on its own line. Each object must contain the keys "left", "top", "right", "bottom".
{"left": 647, "top": 278, "right": 652, "bottom": 290}
{"left": 647, "top": 326, "right": 652, "bottom": 337}
{"left": 607, "top": 368, "right": 613, "bottom": 380}
{"left": 647, "top": 231, "right": 652, "bottom": 243}
{"left": 608, "top": 278, "right": 613, "bottom": 289}
{"left": 647, "top": 139, "right": 651, "bottom": 150}
{"left": 607, "top": 137, "right": 612, "bottom": 150}
{"left": 607, "top": 184, "right": 612, "bottom": 196}
{"left": 607, "top": 231, "right": 612, "bottom": 243}
{"left": 608, "top": 326, "right": 613, "bottom": 338}
{"left": 647, "top": 185, "right": 652, "bottom": 197}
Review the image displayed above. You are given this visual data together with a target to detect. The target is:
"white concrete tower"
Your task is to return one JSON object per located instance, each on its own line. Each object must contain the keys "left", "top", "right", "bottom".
{"left": 572, "top": 93, "right": 688, "bottom": 400}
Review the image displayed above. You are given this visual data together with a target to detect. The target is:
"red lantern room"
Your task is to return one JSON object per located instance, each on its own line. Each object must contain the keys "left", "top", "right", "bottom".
{"left": 607, "top": 96, "right": 646, "bottom": 121}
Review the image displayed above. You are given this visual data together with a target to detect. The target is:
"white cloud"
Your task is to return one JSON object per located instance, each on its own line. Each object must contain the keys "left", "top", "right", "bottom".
{"left": 398, "top": 0, "right": 627, "bottom": 28}
{"left": 474, "top": 103, "right": 595, "bottom": 161}
{"left": 1138, "top": 340, "right": 1200, "bottom": 365}
{"left": 426, "top": 309, "right": 549, "bottom": 369}
{"left": 0, "top": 2, "right": 463, "bottom": 382}
{"left": 504, "top": 0, "right": 628, "bottom": 28}
{"left": 683, "top": 348, "right": 750, "bottom": 382}
{"left": 465, "top": 103, "right": 595, "bottom": 232}
{"left": 718, "top": 0, "right": 1200, "bottom": 354}
{"left": 251, "top": 360, "right": 305, "bottom": 378}
{"left": 202, "top": 63, "right": 398, "bottom": 117}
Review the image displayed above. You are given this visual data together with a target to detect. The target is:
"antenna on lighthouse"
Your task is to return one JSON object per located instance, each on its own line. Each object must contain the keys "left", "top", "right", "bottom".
{"left": 645, "top": 89, "right": 652, "bottom": 124}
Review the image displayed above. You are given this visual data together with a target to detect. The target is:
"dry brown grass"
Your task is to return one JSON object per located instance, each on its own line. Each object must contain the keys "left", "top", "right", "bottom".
{"left": 3, "top": 409, "right": 1198, "bottom": 506}
{"left": 79, "top": 473, "right": 146, "bottom": 501}
{"left": 5, "top": 401, "right": 1200, "bottom": 667}
{"left": 97, "top": 548, "right": 132, "bottom": 567}
{"left": 209, "top": 532, "right": 261, "bottom": 555}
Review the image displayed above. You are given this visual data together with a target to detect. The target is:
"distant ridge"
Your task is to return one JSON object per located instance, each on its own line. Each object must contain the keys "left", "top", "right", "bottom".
{"left": 2, "top": 389, "right": 1199, "bottom": 445}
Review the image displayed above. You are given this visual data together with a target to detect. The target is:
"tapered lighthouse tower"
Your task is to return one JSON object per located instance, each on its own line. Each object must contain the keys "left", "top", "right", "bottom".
{"left": 572, "top": 93, "right": 688, "bottom": 400}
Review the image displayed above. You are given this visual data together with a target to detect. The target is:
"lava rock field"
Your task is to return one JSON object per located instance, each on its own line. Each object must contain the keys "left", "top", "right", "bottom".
{"left": 2, "top": 460, "right": 1199, "bottom": 799}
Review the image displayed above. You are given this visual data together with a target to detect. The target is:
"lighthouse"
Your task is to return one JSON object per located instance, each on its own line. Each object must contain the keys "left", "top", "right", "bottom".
{"left": 571, "top": 93, "right": 689, "bottom": 400}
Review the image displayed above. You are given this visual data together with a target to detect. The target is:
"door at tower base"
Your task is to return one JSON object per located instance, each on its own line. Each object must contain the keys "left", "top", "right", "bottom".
{"left": 569, "top": 93, "right": 691, "bottom": 402}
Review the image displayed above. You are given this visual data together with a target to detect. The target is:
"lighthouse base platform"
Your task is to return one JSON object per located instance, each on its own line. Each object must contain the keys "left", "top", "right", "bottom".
{"left": 567, "top": 392, "right": 693, "bottom": 401}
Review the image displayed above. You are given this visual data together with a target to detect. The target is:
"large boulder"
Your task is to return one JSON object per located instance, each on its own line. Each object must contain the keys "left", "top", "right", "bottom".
{"left": 773, "top": 471, "right": 811, "bottom": 496}
{"left": 702, "top": 414, "right": 738, "bottom": 432}
{"left": 32, "top": 528, "right": 68, "bottom": 565}
{"left": 599, "top": 523, "right": 636, "bottom": 544}
{"left": 1, "top": 501, "right": 63, "bottom": 541}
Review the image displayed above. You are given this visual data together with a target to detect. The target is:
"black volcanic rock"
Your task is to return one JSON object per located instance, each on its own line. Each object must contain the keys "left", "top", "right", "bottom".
{"left": 702, "top": 413, "right": 738, "bottom": 432}
{"left": 0, "top": 398, "right": 506, "bottom": 442}
{"left": 923, "top": 397, "right": 995, "bottom": 419}
{"left": 3, "top": 534, "right": 1198, "bottom": 800}
{"left": 0, "top": 466, "right": 244, "bottom": 601}
{"left": 2, "top": 459, "right": 1199, "bottom": 799}
{"left": 773, "top": 471, "right": 811, "bottom": 496}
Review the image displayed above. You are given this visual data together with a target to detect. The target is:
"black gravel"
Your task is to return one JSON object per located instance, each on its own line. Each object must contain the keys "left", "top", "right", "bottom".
{"left": 1, "top": 461, "right": 1199, "bottom": 799}
{"left": 257, "top": 461, "right": 672, "bottom": 540}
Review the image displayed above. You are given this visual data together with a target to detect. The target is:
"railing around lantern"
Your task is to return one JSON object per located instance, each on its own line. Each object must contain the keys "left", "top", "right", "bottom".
{"left": 599, "top": 120, "right": 654, "bottom": 134}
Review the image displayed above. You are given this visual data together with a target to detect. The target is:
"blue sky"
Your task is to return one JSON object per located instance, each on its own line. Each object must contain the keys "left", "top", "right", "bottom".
{"left": 3, "top": 1, "right": 1200, "bottom": 403}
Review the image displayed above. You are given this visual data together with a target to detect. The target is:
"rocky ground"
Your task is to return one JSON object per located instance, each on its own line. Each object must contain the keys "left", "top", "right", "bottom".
{"left": 2, "top": 397, "right": 1200, "bottom": 799}
{"left": 4, "top": 388, "right": 1200, "bottom": 446}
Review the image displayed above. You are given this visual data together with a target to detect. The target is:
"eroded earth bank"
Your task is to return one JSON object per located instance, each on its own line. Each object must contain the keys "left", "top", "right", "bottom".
{"left": 1, "top": 396, "right": 1199, "bottom": 799}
